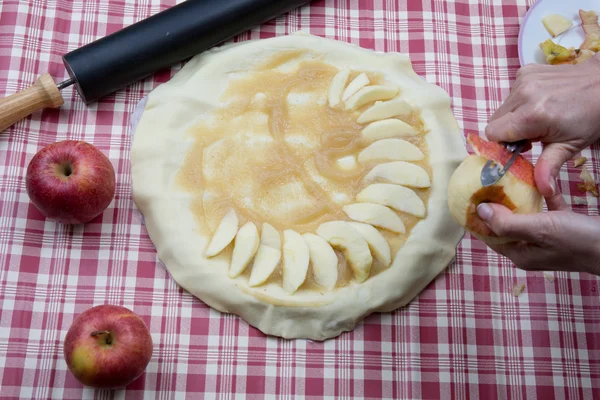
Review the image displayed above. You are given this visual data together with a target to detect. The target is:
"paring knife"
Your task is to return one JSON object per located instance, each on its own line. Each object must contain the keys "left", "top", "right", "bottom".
{"left": 480, "top": 139, "right": 529, "bottom": 187}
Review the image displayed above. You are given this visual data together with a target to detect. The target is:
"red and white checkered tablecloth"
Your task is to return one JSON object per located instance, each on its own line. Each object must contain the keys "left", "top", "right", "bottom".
{"left": 1, "top": 0, "right": 599, "bottom": 398}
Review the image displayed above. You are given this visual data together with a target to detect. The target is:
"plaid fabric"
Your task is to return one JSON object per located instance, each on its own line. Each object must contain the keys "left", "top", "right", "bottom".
{"left": 1, "top": 0, "right": 599, "bottom": 398}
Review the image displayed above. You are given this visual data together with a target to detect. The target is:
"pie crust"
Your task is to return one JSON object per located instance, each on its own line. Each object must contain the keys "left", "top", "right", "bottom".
{"left": 131, "top": 32, "right": 466, "bottom": 340}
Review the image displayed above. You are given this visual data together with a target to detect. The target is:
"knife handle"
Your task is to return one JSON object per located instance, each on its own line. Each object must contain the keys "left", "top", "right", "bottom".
{"left": 0, "top": 73, "right": 64, "bottom": 133}
{"left": 502, "top": 139, "right": 529, "bottom": 153}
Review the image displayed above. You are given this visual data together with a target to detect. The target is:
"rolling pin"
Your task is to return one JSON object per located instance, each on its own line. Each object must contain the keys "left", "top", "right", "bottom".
{"left": 0, "top": 0, "right": 312, "bottom": 132}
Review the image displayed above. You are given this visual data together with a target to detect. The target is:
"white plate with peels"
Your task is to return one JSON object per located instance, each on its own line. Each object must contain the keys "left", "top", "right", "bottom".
{"left": 518, "top": 0, "right": 598, "bottom": 66}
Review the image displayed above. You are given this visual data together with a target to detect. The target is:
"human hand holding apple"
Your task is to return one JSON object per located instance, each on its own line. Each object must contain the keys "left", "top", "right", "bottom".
{"left": 64, "top": 305, "right": 153, "bottom": 389}
{"left": 26, "top": 140, "right": 115, "bottom": 224}
{"left": 448, "top": 133, "right": 544, "bottom": 244}
{"left": 448, "top": 134, "right": 600, "bottom": 275}
{"left": 457, "top": 53, "right": 600, "bottom": 274}
{"left": 476, "top": 197, "right": 600, "bottom": 275}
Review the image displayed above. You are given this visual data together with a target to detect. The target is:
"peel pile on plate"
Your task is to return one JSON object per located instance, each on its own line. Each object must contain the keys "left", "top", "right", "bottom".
{"left": 540, "top": 9, "right": 599, "bottom": 65}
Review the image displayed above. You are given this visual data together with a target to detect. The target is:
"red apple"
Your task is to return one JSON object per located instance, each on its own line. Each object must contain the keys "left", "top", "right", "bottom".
{"left": 25, "top": 140, "right": 115, "bottom": 224}
{"left": 447, "top": 133, "right": 543, "bottom": 244}
{"left": 64, "top": 305, "right": 153, "bottom": 389}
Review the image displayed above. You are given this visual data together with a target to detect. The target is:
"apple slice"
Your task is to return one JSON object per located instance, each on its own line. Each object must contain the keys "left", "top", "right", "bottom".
{"left": 361, "top": 119, "right": 417, "bottom": 142}
{"left": 343, "top": 203, "right": 406, "bottom": 234}
{"left": 347, "top": 222, "right": 391, "bottom": 267}
{"left": 342, "top": 73, "right": 370, "bottom": 102}
{"left": 317, "top": 221, "right": 373, "bottom": 283}
{"left": 364, "top": 161, "right": 431, "bottom": 188}
{"left": 303, "top": 233, "right": 338, "bottom": 290}
{"left": 357, "top": 99, "right": 413, "bottom": 124}
{"left": 542, "top": 14, "right": 573, "bottom": 37}
{"left": 336, "top": 155, "right": 358, "bottom": 171}
{"left": 358, "top": 138, "right": 424, "bottom": 163}
{"left": 345, "top": 85, "right": 399, "bottom": 111}
{"left": 248, "top": 223, "right": 281, "bottom": 287}
{"left": 282, "top": 230, "right": 310, "bottom": 294}
{"left": 205, "top": 208, "right": 239, "bottom": 257}
{"left": 356, "top": 183, "right": 426, "bottom": 217}
{"left": 228, "top": 222, "right": 260, "bottom": 278}
{"left": 580, "top": 10, "right": 600, "bottom": 52}
{"left": 328, "top": 68, "right": 351, "bottom": 108}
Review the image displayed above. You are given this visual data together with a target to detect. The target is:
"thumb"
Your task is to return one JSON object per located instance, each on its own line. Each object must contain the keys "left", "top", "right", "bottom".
{"left": 476, "top": 203, "right": 547, "bottom": 243}
{"left": 534, "top": 143, "right": 574, "bottom": 197}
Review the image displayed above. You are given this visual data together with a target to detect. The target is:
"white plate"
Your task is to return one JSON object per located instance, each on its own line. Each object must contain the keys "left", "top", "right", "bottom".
{"left": 518, "top": 0, "right": 598, "bottom": 66}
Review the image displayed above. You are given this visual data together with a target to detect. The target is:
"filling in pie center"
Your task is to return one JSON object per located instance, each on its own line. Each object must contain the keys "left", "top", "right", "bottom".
{"left": 176, "top": 49, "right": 432, "bottom": 291}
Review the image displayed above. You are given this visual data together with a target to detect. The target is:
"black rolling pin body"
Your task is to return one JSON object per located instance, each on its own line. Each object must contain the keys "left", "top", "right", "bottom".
{"left": 62, "top": 0, "right": 311, "bottom": 103}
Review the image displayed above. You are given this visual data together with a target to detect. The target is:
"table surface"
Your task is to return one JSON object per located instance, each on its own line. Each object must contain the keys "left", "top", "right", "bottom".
{"left": 1, "top": 0, "right": 599, "bottom": 398}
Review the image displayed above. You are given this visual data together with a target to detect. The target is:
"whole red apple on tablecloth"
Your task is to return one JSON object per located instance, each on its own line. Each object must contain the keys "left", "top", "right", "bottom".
{"left": 64, "top": 305, "right": 153, "bottom": 389}
{"left": 25, "top": 140, "right": 115, "bottom": 224}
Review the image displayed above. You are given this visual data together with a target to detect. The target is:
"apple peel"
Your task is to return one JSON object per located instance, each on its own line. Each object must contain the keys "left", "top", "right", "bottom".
{"left": 573, "top": 156, "right": 587, "bottom": 168}
{"left": 577, "top": 166, "right": 599, "bottom": 197}
{"left": 512, "top": 283, "right": 526, "bottom": 297}
{"left": 466, "top": 133, "right": 534, "bottom": 186}
{"left": 539, "top": 39, "right": 577, "bottom": 65}
{"left": 580, "top": 10, "right": 600, "bottom": 52}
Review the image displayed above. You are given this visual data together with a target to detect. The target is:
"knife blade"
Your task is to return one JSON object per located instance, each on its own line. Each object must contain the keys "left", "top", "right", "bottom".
{"left": 480, "top": 139, "right": 529, "bottom": 187}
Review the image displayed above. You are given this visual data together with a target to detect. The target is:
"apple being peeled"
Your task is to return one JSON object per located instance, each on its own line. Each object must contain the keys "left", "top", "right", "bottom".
{"left": 64, "top": 305, "right": 153, "bottom": 389}
{"left": 25, "top": 140, "right": 115, "bottom": 224}
{"left": 447, "top": 133, "right": 543, "bottom": 244}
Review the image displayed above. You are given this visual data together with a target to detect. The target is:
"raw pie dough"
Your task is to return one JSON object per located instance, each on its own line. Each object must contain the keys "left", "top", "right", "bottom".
{"left": 131, "top": 33, "right": 466, "bottom": 340}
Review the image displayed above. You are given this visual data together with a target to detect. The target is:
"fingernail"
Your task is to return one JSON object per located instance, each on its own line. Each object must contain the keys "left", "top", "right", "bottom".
{"left": 477, "top": 203, "right": 493, "bottom": 221}
{"left": 549, "top": 178, "right": 556, "bottom": 196}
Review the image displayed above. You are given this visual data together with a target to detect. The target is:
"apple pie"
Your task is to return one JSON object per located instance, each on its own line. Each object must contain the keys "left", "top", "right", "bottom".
{"left": 131, "top": 33, "right": 466, "bottom": 340}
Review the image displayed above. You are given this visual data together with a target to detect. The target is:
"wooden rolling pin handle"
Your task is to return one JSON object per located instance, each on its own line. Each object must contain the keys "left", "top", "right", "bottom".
{"left": 0, "top": 73, "right": 64, "bottom": 133}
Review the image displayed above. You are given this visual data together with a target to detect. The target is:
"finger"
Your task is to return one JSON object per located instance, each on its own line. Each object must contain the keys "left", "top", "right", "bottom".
{"left": 515, "top": 63, "right": 548, "bottom": 79}
{"left": 545, "top": 192, "right": 569, "bottom": 211}
{"left": 476, "top": 203, "right": 553, "bottom": 243}
{"left": 534, "top": 143, "right": 576, "bottom": 197}
{"left": 488, "top": 94, "right": 522, "bottom": 122}
{"left": 485, "top": 109, "right": 545, "bottom": 144}
{"left": 488, "top": 64, "right": 550, "bottom": 124}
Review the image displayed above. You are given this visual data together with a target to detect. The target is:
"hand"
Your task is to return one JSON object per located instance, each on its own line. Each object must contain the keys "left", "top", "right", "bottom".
{"left": 477, "top": 193, "right": 600, "bottom": 275}
{"left": 485, "top": 53, "right": 600, "bottom": 198}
